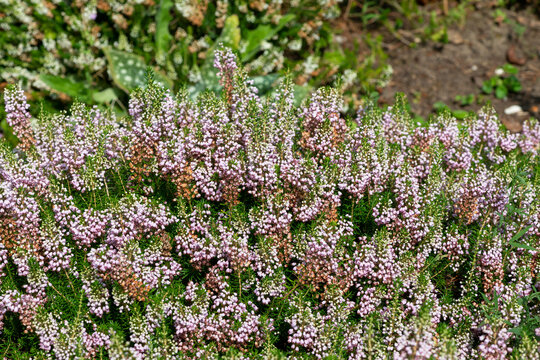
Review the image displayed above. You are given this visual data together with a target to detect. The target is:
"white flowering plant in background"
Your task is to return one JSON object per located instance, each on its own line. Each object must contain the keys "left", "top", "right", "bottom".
{"left": 0, "top": 0, "right": 365, "bottom": 117}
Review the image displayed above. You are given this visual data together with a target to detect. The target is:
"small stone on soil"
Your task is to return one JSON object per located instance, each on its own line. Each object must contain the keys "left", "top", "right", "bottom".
{"left": 504, "top": 105, "right": 523, "bottom": 115}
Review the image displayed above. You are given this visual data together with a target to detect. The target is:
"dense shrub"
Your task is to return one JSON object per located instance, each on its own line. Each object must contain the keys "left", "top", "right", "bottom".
{"left": 1, "top": 48, "right": 539, "bottom": 359}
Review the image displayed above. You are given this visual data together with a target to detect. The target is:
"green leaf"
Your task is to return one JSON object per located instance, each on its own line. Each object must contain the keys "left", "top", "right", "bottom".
{"left": 293, "top": 85, "right": 312, "bottom": 106}
{"left": 250, "top": 73, "right": 280, "bottom": 95}
{"left": 508, "top": 326, "right": 522, "bottom": 336}
{"left": 323, "top": 51, "right": 347, "bottom": 67}
{"left": 509, "top": 225, "right": 537, "bottom": 251}
{"left": 511, "top": 225, "right": 532, "bottom": 243}
{"left": 0, "top": 118, "right": 18, "bottom": 148}
{"left": 104, "top": 49, "right": 172, "bottom": 92}
{"left": 452, "top": 110, "right": 469, "bottom": 120}
{"left": 201, "top": 15, "right": 242, "bottom": 71}
{"left": 481, "top": 81, "right": 493, "bottom": 94}
{"left": 513, "top": 208, "right": 528, "bottom": 216}
{"left": 218, "top": 15, "right": 241, "bottom": 50}
{"left": 509, "top": 241, "right": 537, "bottom": 251}
{"left": 39, "top": 74, "right": 87, "bottom": 99}
{"left": 186, "top": 64, "right": 220, "bottom": 99}
{"left": 92, "top": 88, "right": 118, "bottom": 103}
{"left": 504, "top": 75, "right": 522, "bottom": 93}
{"left": 241, "top": 14, "right": 295, "bottom": 62}
{"left": 429, "top": 27, "right": 448, "bottom": 43}
{"left": 433, "top": 101, "right": 447, "bottom": 112}
{"left": 502, "top": 63, "right": 518, "bottom": 75}
{"left": 495, "top": 85, "right": 508, "bottom": 99}
{"left": 455, "top": 94, "right": 475, "bottom": 106}
{"left": 155, "top": 0, "right": 173, "bottom": 60}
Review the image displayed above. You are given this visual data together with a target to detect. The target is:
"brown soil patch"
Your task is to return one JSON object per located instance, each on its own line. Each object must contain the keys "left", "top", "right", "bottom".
{"left": 372, "top": 5, "right": 540, "bottom": 131}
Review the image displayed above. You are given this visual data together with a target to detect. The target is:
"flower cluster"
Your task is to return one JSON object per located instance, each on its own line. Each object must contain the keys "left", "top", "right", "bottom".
{"left": 1, "top": 49, "right": 539, "bottom": 358}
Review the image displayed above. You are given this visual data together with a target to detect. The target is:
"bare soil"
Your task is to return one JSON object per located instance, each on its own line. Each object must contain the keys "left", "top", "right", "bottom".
{"left": 364, "top": 4, "right": 540, "bottom": 131}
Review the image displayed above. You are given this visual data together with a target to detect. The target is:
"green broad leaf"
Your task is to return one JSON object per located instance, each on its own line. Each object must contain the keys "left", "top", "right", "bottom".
{"left": 39, "top": 74, "right": 87, "bottom": 99}
{"left": 201, "top": 15, "right": 242, "bottom": 71}
{"left": 323, "top": 51, "right": 347, "bottom": 67}
{"left": 187, "top": 72, "right": 279, "bottom": 100}
{"left": 186, "top": 65, "right": 220, "bottom": 99}
{"left": 495, "top": 85, "right": 508, "bottom": 99}
{"left": 504, "top": 75, "right": 522, "bottom": 92}
{"left": 508, "top": 326, "right": 522, "bottom": 336}
{"left": 433, "top": 101, "right": 448, "bottom": 112}
{"left": 218, "top": 15, "right": 241, "bottom": 50}
{"left": 455, "top": 94, "right": 475, "bottom": 106}
{"left": 155, "top": 0, "right": 173, "bottom": 60}
{"left": 293, "top": 85, "right": 312, "bottom": 106}
{"left": 241, "top": 14, "right": 295, "bottom": 62}
{"left": 502, "top": 63, "right": 518, "bottom": 75}
{"left": 481, "top": 81, "right": 493, "bottom": 94}
{"left": 250, "top": 73, "right": 280, "bottom": 95}
{"left": 92, "top": 88, "right": 118, "bottom": 103}
{"left": 0, "top": 118, "right": 18, "bottom": 148}
{"left": 104, "top": 49, "right": 173, "bottom": 92}
{"left": 452, "top": 110, "right": 469, "bottom": 120}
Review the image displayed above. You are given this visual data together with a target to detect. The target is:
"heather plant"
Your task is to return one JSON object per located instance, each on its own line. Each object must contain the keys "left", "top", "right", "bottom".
{"left": 1, "top": 47, "right": 540, "bottom": 359}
